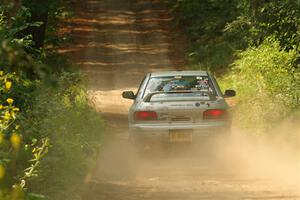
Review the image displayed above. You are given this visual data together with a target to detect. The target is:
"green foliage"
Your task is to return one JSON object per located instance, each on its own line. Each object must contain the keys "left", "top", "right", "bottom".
{"left": 0, "top": 0, "right": 74, "bottom": 78}
{"left": 22, "top": 72, "right": 103, "bottom": 200}
{"left": 0, "top": 1, "right": 104, "bottom": 200}
{"left": 170, "top": 0, "right": 237, "bottom": 40}
{"left": 170, "top": 0, "right": 300, "bottom": 71}
{"left": 0, "top": 6, "right": 49, "bottom": 79}
{"left": 234, "top": 0, "right": 300, "bottom": 51}
{"left": 0, "top": 71, "right": 103, "bottom": 200}
{"left": 221, "top": 39, "right": 300, "bottom": 133}
{"left": 0, "top": 71, "right": 48, "bottom": 200}
{"left": 0, "top": 71, "right": 24, "bottom": 189}
{"left": 169, "top": 0, "right": 239, "bottom": 71}
{"left": 0, "top": 5, "right": 42, "bottom": 51}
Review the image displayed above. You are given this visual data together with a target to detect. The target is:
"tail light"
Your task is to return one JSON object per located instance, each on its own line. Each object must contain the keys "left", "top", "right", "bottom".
{"left": 134, "top": 111, "right": 158, "bottom": 121}
{"left": 203, "top": 109, "right": 226, "bottom": 120}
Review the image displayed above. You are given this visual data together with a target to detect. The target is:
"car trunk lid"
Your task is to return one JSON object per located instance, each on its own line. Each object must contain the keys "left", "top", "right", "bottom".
{"left": 147, "top": 101, "right": 211, "bottom": 123}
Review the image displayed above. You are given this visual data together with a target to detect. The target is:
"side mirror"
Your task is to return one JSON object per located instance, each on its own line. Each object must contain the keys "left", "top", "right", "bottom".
{"left": 122, "top": 91, "right": 136, "bottom": 100}
{"left": 224, "top": 90, "right": 236, "bottom": 98}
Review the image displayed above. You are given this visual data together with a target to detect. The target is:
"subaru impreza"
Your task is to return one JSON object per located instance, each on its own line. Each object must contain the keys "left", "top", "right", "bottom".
{"left": 122, "top": 71, "right": 235, "bottom": 147}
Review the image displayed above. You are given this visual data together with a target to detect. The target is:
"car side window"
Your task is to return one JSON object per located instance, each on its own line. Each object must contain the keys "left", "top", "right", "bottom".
{"left": 135, "top": 76, "right": 146, "bottom": 99}
{"left": 209, "top": 75, "right": 222, "bottom": 96}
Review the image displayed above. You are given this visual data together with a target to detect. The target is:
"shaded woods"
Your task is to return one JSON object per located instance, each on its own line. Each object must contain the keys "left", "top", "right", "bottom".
{"left": 0, "top": 1, "right": 103, "bottom": 200}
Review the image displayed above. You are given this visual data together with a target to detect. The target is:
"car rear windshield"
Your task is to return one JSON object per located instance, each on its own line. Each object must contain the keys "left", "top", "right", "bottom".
{"left": 143, "top": 75, "right": 216, "bottom": 101}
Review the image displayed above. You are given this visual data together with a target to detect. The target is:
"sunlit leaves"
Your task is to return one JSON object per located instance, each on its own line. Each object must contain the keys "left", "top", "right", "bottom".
{"left": 17, "top": 137, "right": 49, "bottom": 190}
{"left": 222, "top": 38, "right": 299, "bottom": 133}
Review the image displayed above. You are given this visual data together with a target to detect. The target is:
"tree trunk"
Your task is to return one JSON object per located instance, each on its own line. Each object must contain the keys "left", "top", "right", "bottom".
{"left": 23, "top": 0, "right": 49, "bottom": 49}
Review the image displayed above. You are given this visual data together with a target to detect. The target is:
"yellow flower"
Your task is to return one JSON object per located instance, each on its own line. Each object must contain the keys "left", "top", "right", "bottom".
{"left": 0, "top": 71, "right": 3, "bottom": 76}
{"left": 10, "top": 111, "right": 15, "bottom": 119}
{"left": 13, "top": 107, "right": 20, "bottom": 112}
{"left": 6, "top": 98, "right": 13, "bottom": 104}
{"left": 0, "top": 165, "right": 5, "bottom": 179}
{"left": 10, "top": 133, "right": 21, "bottom": 150}
{"left": 3, "top": 111, "right": 10, "bottom": 120}
{"left": 0, "top": 104, "right": 3, "bottom": 109}
{"left": 5, "top": 81, "right": 12, "bottom": 90}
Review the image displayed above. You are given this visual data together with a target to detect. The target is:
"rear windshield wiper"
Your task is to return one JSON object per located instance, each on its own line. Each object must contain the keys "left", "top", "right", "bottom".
{"left": 143, "top": 90, "right": 216, "bottom": 102}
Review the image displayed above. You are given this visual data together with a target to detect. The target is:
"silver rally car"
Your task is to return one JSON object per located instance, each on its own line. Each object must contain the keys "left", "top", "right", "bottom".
{"left": 122, "top": 71, "right": 236, "bottom": 145}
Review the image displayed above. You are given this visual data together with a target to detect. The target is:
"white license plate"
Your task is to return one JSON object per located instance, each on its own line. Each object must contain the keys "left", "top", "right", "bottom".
{"left": 169, "top": 130, "right": 193, "bottom": 142}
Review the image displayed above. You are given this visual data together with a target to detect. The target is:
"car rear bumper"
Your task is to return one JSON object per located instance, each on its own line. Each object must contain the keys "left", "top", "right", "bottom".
{"left": 129, "top": 121, "right": 230, "bottom": 142}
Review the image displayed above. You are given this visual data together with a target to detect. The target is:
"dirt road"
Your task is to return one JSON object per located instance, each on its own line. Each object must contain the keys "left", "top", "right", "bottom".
{"left": 62, "top": 0, "right": 300, "bottom": 199}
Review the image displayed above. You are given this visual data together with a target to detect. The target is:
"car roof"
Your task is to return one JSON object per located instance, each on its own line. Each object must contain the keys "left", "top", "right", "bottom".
{"left": 150, "top": 70, "right": 209, "bottom": 78}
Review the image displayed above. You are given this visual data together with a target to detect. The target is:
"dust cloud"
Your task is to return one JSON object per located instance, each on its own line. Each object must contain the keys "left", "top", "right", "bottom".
{"left": 90, "top": 118, "right": 300, "bottom": 199}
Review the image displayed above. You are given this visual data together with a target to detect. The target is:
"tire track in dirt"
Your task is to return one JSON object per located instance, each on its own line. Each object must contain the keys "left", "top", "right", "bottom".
{"left": 62, "top": 0, "right": 182, "bottom": 116}
{"left": 61, "top": 0, "right": 300, "bottom": 199}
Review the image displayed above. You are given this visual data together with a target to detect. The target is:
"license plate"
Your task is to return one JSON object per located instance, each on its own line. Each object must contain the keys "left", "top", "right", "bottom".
{"left": 169, "top": 130, "right": 193, "bottom": 142}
